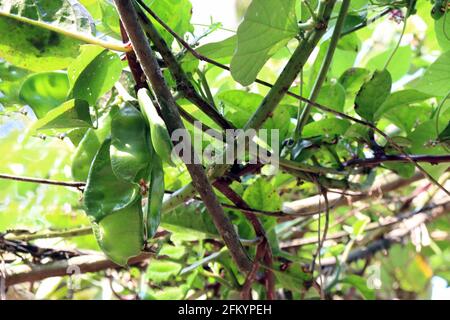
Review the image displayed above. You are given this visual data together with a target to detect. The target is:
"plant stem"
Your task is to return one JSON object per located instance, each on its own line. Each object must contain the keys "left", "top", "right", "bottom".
{"left": 114, "top": 0, "right": 252, "bottom": 274}
{"left": 295, "top": 0, "right": 351, "bottom": 139}
{"left": 0, "top": 173, "right": 85, "bottom": 189}
{"left": 0, "top": 11, "right": 131, "bottom": 52}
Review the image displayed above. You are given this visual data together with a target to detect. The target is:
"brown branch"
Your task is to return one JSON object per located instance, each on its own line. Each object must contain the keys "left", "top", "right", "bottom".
{"left": 114, "top": 0, "right": 252, "bottom": 273}
{"left": 213, "top": 180, "right": 275, "bottom": 299}
{"left": 136, "top": 3, "right": 234, "bottom": 130}
{"left": 4, "top": 253, "right": 152, "bottom": 287}
{"left": 344, "top": 154, "right": 450, "bottom": 168}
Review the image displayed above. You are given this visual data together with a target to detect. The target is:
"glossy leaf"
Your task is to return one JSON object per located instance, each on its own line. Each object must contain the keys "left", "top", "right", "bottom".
{"left": 83, "top": 138, "right": 140, "bottom": 221}
{"left": 230, "top": 0, "right": 298, "bottom": 85}
{"left": 29, "top": 99, "right": 93, "bottom": 132}
{"left": 19, "top": 72, "right": 70, "bottom": 118}
{"left": 0, "top": 0, "right": 94, "bottom": 71}
{"left": 68, "top": 45, "right": 122, "bottom": 105}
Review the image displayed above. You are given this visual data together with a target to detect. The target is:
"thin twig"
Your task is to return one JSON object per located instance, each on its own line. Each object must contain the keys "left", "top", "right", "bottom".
{"left": 0, "top": 174, "right": 85, "bottom": 190}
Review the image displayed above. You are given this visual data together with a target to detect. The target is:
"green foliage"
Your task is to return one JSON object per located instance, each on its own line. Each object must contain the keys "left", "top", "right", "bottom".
{"left": 1, "top": 0, "right": 450, "bottom": 301}
{"left": 230, "top": 0, "right": 298, "bottom": 85}
{"left": 0, "top": 0, "right": 94, "bottom": 71}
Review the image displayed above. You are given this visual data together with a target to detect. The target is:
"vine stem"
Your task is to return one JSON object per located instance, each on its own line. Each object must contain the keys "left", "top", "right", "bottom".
{"left": 383, "top": 2, "right": 412, "bottom": 70}
{"left": 0, "top": 173, "right": 85, "bottom": 190}
{"left": 0, "top": 11, "right": 131, "bottom": 52}
{"left": 114, "top": 0, "right": 252, "bottom": 274}
{"left": 295, "top": 0, "right": 351, "bottom": 139}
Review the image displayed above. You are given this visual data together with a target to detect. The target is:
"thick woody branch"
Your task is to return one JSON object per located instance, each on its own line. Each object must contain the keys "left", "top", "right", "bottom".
{"left": 113, "top": 0, "right": 252, "bottom": 273}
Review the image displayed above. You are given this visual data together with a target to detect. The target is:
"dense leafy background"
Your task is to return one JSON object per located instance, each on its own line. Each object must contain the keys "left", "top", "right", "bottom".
{"left": 0, "top": 0, "right": 449, "bottom": 300}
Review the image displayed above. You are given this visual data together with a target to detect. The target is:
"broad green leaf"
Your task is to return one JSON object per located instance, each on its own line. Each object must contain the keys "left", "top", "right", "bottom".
{"left": 19, "top": 72, "right": 70, "bottom": 118}
{"left": 243, "top": 177, "right": 281, "bottom": 212}
{"left": 338, "top": 67, "right": 371, "bottom": 94}
{"left": 435, "top": 14, "right": 450, "bottom": 51}
{"left": 340, "top": 275, "right": 375, "bottom": 300}
{"left": 68, "top": 45, "right": 122, "bottom": 105}
{"left": 316, "top": 83, "right": 346, "bottom": 112}
{"left": 383, "top": 104, "right": 432, "bottom": 133}
{"left": 92, "top": 199, "right": 144, "bottom": 266}
{"left": 146, "top": 261, "right": 182, "bottom": 283}
{"left": 29, "top": 99, "right": 93, "bottom": 132}
{"left": 83, "top": 138, "right": 140, "bottom": 221}
{"left": 161, "top": 203, "right": 219, "bottom": 241}
{"left": 302, "top": 118, "right": 351, "bottom": 138}
{"left": 365, "top": 46, "right": 412, "bottom": 82}
{"left": 145, "top": 0, "right": 193, "bottom": 47}
{"left": 230, "top": 0, "right": 298, "bottom": 86}
{"left": 355, "top": 69, "right": 392, "bottom": 122}
{"left": 412, "top": 51, "right": 450, "bottom": 96}
{"left": 110, "top": 103, "right": 152, "bottom": 183}
{"left": 0, "top": 0, "right": 94, "bottom": 71}
{"left": 374, "top": 89, "right": 432, "bottom": 120}
{"left": 272, "top": 262, "right": 311, "bottom": 293}
{"left": 218, "top": 90, "right": 291, "bottom": 143}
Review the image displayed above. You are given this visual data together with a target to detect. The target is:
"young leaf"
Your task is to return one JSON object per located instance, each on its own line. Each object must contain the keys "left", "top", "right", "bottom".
{"left": 29, "top": 99, "right": 93, "bottom": 132}
{"left": 355, "top": 69, "right": 392, "bottom": 122}
{"left": 230, "top": 0, "right": 298, "bottom": 86}
{"left": 83, "top": 138, "right": 140, "bottom": 222}
{"left": 374, "top": 89, "right": 432, "bottom": 121}
{"left": 68, "top": 45, "right": 122, "bottom": 105}
{"left": 19, "top": 72, "right": 70, "bottom": 118}
{"left": 0, "top": 0, "right": 94, "bottom": 71}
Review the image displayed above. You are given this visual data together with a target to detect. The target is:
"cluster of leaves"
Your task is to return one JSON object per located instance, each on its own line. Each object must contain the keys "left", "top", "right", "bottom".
{"left": 0, "top": 0, "right": 449, "bottom": 300}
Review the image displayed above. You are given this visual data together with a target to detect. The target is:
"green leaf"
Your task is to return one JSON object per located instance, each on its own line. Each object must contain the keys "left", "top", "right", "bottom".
{"left": 146, "top": 261, "right": 182, "bottom": 283}
{"left": 435, "top": 14, "right": 450, "bottom": 51}
{"left": 355, "top": 69, "right": 392, "bottom": 122}
{"left": 92, "top": 199, "right": 144, "bottom": 266}
{"left": 365, "top": 46, "right": 412, "bottom": 82}
{"left": 110, "top": 103, "right": 152, "bottom": 183}
{"left": 411, "top": 51, "right": 450, "bottom": 96}
{"left": 145, "top": 0, "right": 193, "bottom": 47}
{"left": 190, "top": 36, "right": 237, "bottom": 64}
{"left": 218, "top": 90, "right": 291, "bottom": 143}
{"left": 68, "top": 45, "right": 122, "bottom": 105}
{"left": 147, "top": 155, "right": 163, "bottom": 239}
{"left": 0, "top": 0, "right": 94, "bottom": 71}
{"left": 340, "top": 275, "right": 375, "bottom": 300}
{"left": 230, "top": 0, "right": 298, "bottom": 86}
{"left": 272, "top": 262, "right": 311, "bottom": 293}
{"left": 302, "top": 118, "right": 351, "bottom": 138}
{"left": 29, "top": 99, "right": 93, "bottom": 132}
{"left": 316, "top": 83, "right": 346, "bottom": 113}
{"left": 19, "top": 72, "right": 70, "bottom": 118}
{"left": 83, "top": 138, "right": 140, "bottom": 221}
{"left": 161, "top": 203, "right": 219, "bottom": 241}
{"left": 338, "top": 67, "right": 371, "bottom": 94}
{"left": 374, "top": 89, "right": 432, "bottom": 121}
{"left": 243, "top": 177, "right": 281, "bottom": 212}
